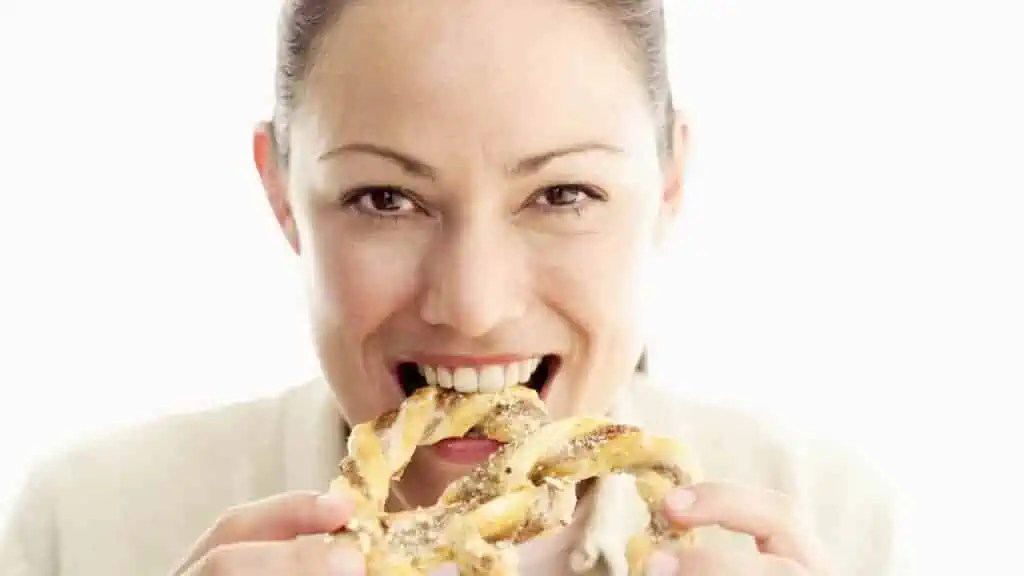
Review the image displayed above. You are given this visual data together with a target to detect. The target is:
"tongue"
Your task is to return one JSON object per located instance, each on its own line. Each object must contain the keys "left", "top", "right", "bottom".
{"left": 431, "top": 438, "right": 502, "bottom": 464}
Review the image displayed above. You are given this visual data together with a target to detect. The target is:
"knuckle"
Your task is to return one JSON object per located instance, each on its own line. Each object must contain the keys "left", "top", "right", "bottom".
{"left": 288, "top": 496, "right": 321, "bottom": 529}
{"left": 767, "top": 489, "right": 803, "bottom": 529}
{"left": 210, "top": 507, "right": 249, "bottom": 541}
{"left": 764, "top": 555, "right": 810, "bottom": 576}
{"left": 676, "top": 548, "right": 729, "bottom": 574}
{"left": 196, "top": 545, "right": 240, "bottom": 575}
{"left": 291, "top": 536, "right": 330, "bottom": 571}
{"left": 773, "top": 491, "right": 799, "bottom": 519}
{"left": 679, "top": 547, "right": 792, "bottom": 576}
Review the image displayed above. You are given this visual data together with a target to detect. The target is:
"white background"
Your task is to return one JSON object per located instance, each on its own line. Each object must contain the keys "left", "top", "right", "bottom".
{"left": 1, "top": 1, "right": 1022, "bottom": 574}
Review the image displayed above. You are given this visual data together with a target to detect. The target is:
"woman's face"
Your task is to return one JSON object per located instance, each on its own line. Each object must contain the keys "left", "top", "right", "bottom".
{"left": 256, "top": 0, "right": 684, "bottom": 501}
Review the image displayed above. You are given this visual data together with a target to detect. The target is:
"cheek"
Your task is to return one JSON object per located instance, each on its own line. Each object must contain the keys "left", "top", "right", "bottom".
{"left": 534, "top": 210, "right": 656, "bottom": 339}
{"left": 303, "top": 219, "right": 425, "bottom": 345}
{"left": 535, "top": 223, "right": 655, "bottom": 416}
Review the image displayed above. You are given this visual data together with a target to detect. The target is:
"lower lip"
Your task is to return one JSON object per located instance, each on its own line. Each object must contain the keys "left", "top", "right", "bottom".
{"left": 430, "top": 438, "right": 503, "bottom": 464}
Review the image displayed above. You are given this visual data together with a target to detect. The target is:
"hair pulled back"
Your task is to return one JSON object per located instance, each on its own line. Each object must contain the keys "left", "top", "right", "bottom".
{"left": 270, "top": 0, "right": 675, "bottom": 164}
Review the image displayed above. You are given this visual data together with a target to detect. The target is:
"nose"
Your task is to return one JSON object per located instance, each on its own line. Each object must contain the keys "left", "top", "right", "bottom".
{"left": 419, "top": 220, "right": 527, "bottom": 338}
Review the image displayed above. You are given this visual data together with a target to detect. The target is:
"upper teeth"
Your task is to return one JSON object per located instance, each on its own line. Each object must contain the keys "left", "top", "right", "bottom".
{"left": 419, "top": 358, "right": 542, "bottom": 393}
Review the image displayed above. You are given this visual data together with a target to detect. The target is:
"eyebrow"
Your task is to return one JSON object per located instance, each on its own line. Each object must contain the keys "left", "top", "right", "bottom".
{"left": 318, "top": 143, "right": 437, "bottom": 179}
{"left": 509, "top": 142, "right": 623, "bottom": 176}
{"left": 317, "top": 141, "right": 623, "bottom": 179}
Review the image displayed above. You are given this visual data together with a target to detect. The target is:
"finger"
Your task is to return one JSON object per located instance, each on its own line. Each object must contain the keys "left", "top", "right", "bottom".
{"left": 212, "top": 491, "right": 354, "bottom": 542}
{"left": 174, "top": 492, "right": 353, "bottom": 574}
{"left": 646, "top": 546, "right": 809, "bottom": 576}
{"left": 184, "top": 537, "right": 365, "bottom": 576}
{"left": 660, "top": 483, "right": 826, "bottom": 568}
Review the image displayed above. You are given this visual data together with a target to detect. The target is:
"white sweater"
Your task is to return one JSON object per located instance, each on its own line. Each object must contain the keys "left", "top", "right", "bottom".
{"left": 0, "top": 376, "right": 901, "bottom": 575}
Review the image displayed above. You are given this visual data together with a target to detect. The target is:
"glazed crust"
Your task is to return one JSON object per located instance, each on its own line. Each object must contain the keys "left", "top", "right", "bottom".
{"left": 328, "top": 385, "right": 699, "bottom": 575}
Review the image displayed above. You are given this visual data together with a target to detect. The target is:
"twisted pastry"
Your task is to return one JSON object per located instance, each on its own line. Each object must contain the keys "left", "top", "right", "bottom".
{"left": 327, "top": 385, "right": 699, "bottom": 575}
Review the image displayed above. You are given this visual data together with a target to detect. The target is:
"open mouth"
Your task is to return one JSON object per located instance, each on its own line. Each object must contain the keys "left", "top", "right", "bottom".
{"left": 396, "top": 354, "right": 560, "bottom": 398}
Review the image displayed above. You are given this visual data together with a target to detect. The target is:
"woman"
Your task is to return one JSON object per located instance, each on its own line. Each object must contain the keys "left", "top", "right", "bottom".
{"left": 0, "top": 0, "right": 898, "bottom": 574}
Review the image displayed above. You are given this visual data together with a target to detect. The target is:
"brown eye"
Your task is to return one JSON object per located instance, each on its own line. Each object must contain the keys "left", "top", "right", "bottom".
{"left": 538, "top": 185, "right": 587, "bottom": 207}
{"left": 348, "top": 186, "right": 419, "bottom": 215}
{"left": 532, "top": 184, "right": 605, "bottom": 211}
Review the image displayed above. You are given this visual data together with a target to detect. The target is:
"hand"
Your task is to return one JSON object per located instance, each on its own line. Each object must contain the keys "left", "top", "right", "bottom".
{"left": 172, "top": 491, "right": 365, "bottom": 576}
{"left": 645, "top": 482, "right": 834, "bottom": 575}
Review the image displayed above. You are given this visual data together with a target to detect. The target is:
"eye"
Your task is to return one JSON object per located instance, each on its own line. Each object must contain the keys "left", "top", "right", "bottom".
{"left": 345, "top": 186, "right": 420, "bottom": 216}
{"left": 530, "top": 184, "right": 605, "bottom": 214}
{"left": 535, "top": 184, "right": 590, "bottom": 207}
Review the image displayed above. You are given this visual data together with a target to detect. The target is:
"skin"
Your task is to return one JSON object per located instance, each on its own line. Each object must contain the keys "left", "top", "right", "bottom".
{"left": 265, "top": 0, "right": 680, "bottom": 508}
{"left": 652, "top": 484, "right": 834, "bottom": 575}
{"left": 175, "top": 0, "right": 834, "bottom": 574}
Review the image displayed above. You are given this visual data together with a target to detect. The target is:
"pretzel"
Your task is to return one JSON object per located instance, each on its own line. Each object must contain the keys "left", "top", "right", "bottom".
{"left": 327, "top": 384, "right": 699, "bottom": 575}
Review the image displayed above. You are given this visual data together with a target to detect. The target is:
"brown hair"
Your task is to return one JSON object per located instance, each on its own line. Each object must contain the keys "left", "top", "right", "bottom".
{"left": 270, "top": 0, "right": 676, "bottom": 164}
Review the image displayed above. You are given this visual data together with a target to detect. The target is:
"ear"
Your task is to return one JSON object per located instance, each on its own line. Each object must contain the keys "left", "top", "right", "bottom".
{"left": 253, "top": 122, "right": 301, "bottom": 255}
{"left": 656, "top": 111, "right": 688, "bottom": 245}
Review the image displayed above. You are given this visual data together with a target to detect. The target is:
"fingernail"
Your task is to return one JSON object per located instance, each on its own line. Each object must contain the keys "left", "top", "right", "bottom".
{"left": 317, "top": 493, "right": 352, "bottom": 519}
{"left": 328, "top": 545, "right": 365, "bottom": 576}
{"left": 664, "top": 487, "right": 696, "bottom": 514}
{"left": 645, "top": 550, "right": 680, "bottom": 576}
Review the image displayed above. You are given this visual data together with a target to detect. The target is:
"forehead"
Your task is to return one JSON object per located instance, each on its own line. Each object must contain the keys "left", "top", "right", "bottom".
{"left": 291, "top": 0, "right": 657, "bottom": 164}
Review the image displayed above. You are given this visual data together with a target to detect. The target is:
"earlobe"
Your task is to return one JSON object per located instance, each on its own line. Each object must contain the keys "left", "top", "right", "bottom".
{"left": 253, "top": 123, "right": 301, "bottom": 255}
